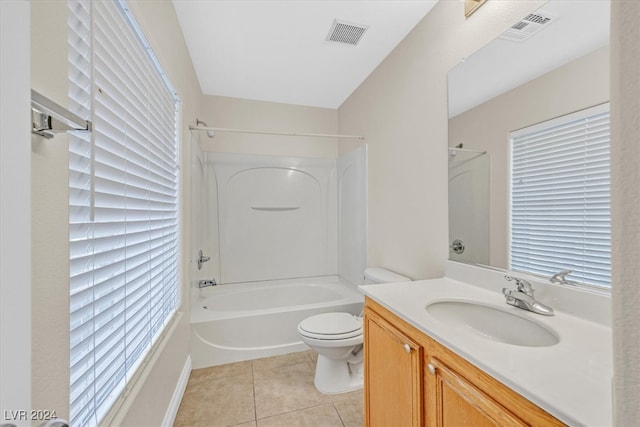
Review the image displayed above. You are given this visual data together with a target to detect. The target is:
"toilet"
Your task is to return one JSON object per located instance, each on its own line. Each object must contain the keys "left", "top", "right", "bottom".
{"left": 297, "top": 268, "right": 411, "bottom": 394}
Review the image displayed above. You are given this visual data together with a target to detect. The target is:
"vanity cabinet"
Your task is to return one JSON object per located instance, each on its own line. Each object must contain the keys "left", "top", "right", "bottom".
{"left": 364, "top": 297, "right": 565, "bottom": 427}
{"left": 427, "top": 357, "right": 528, "bottom": 427}
{"left": 364, "top": 304, "right": 423, "bottom": 426}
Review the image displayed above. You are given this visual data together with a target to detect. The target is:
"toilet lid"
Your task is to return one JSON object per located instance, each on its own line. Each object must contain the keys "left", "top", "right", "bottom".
{"left": 298, "top": 312, "right": 362, "bottom": 340}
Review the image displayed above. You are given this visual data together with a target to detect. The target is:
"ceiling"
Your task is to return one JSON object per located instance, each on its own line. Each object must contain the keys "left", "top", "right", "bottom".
{"left": 172, "top": 0, "right": 438, "bottom": 109}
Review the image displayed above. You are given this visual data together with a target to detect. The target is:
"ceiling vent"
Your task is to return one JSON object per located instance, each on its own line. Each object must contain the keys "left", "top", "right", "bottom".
{"left": 499, "top": 11, "right": 557, "bottom": 42}
{"left": 326, "top": 19, "right": 368, "bottom": 46}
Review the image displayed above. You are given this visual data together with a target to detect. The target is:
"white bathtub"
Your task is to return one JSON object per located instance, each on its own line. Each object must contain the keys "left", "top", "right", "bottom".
{"left": 190, "top": 275, "right": 364, "bottom": 369}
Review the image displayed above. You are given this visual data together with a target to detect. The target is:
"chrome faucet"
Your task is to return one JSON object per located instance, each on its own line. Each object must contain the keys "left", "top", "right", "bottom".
{"left": 502, "top": 275, "right": 554, "bottom": 316}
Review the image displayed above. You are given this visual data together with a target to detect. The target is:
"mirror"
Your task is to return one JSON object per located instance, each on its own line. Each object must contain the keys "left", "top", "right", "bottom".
{"left": 447, "top": 0, "right": 610, "bottom": 272}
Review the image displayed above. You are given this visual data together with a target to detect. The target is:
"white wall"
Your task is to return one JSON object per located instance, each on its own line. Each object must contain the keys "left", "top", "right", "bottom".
{"left": 200, "top": 95, "right": 339, "bottom": 158}
{"left": 610, "top": 0, "right": 640, "bottom": 423}
{"left": 0, "top": 2, "right": 31, "bottom": 426}
{"left": 338, "top": 0, "right": 547, "bottom": 279}
{"left": 30, "top": 2, "right": 71, "bottom": 418}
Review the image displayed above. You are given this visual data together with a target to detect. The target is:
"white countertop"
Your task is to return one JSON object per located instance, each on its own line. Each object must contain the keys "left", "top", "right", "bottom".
{"left": 360, "top": 273, "right": 612, "bottom": 427}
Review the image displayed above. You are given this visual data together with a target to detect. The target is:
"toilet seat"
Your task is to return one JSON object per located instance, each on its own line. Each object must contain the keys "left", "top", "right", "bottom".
{"left": 298, "top": 312, "right": 362, "bottom": 340}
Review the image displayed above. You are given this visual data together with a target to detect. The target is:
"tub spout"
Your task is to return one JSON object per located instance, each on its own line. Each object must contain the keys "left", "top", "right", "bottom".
{"left": 198, "top": 279, "right": 217, "bottom": 288}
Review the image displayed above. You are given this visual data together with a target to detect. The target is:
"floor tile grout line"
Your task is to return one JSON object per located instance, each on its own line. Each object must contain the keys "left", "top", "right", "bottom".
{"left": 251, "top": 360, "right": 258, "bottom": 425}
{"left": 333, "top": 401, "right": 348, "bottom": 427}
{"left": 254, "top": 402, "right": 338, "bottom": 423}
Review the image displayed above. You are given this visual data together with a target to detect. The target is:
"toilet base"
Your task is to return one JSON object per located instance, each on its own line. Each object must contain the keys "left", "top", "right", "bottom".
{"left": 313, "top": 354, "right": 363, "bottom": 394}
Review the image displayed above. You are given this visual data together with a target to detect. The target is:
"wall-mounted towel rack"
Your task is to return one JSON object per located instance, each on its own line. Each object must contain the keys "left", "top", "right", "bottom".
{"left": 31, "top": 89, "right": 92, "bottom": 139}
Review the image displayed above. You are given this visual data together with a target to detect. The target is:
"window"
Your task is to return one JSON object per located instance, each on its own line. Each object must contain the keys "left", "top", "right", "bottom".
{"left": 509, "top": 103, "right": 611, "bottom": 288}
{"left": 68, "top": 1, "right": 180, "bottom": 426}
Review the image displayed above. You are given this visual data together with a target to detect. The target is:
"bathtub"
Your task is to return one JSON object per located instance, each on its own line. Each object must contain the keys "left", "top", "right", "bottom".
{"left": 190, "top": 275, "right": 364, "bottom": 369}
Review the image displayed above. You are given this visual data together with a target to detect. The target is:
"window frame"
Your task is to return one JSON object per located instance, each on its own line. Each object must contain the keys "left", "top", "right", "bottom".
{"left": 68, "top": 1, "right": 181, "bottom": 425}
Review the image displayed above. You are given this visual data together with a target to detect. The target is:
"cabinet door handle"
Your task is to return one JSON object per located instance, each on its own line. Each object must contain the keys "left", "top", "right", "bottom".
{"left": 403, "top": 343, "right": 411, "bottom": 353}
{"left": 428, "top": 363, "right": 436, "bottom": 375}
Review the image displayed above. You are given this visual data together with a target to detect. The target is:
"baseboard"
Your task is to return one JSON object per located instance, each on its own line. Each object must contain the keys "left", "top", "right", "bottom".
{"left": 162, "top": 355, "right": 192, "bottom": 427}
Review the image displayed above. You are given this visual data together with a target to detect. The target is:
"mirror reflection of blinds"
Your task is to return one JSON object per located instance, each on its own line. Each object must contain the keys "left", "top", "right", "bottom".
{"left": 68, "top": 1, "right": 180, "bottom": 426}
{"left": 509, "top": 103, "right": 611, "bottom": 288}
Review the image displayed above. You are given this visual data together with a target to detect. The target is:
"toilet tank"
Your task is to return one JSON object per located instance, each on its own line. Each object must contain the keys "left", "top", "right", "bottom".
{"left": 363, "top": 267, "right": 411, "bottom": 284}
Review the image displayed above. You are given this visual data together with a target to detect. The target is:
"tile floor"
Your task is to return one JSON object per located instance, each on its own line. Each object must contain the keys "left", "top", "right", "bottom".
{"left": 174, "top": 351, "right": 363, "bottom": 427}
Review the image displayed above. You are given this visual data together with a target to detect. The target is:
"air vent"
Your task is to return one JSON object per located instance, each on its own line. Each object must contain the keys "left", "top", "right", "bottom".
{"left": 499, "top": 11, "right": 557, "bottom": 42}
{"left": 326, "top": 19, "right": 368, "bottom": 46}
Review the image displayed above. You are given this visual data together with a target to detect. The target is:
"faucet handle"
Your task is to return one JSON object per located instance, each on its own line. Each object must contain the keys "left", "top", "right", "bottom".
{"left": 503, "top": 277, "right": 554, "bottom": 316}
{"left": 550, "top": 269, "right": 574, "bottom": 285}
{"left": 504, "top": 275, "right": 534, "bottom": 295}
{"left": 197, "top": 249, "right": 211, "bottom": 270}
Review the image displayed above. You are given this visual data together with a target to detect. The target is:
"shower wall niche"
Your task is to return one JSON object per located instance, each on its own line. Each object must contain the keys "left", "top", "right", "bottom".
{"left": 195, "top": 145, "right": 367, "bottom": 286}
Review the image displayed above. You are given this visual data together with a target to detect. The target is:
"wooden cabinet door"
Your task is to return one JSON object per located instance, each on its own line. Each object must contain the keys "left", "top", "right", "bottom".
{"left": 364, "top": 309, "right": 423, "bottom": 427}
{"left": 426, "top": 358, "right": 528, "bottom": 427}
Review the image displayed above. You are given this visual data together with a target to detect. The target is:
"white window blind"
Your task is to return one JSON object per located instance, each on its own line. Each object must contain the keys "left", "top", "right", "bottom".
{"left": 68, "top": 1, "right": 180, "bottom": 426}
{"left": 509, "top": 103, "right": 611, "bottom": 288}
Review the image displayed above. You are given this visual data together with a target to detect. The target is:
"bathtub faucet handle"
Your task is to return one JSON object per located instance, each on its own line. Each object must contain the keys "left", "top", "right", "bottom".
{"left": 197, "top": 249, "right": 211, "bottom": 270}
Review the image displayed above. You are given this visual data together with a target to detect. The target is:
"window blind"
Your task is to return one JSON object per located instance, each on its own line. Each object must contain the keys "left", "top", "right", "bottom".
{"left": 509, "top": 103, "right": 611, "bottom": 288}
{"left": 68, "top": 1, "right": 180, "bottom": 426}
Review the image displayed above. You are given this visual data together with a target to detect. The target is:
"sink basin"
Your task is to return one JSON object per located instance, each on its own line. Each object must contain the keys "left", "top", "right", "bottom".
{"left": 425, "top": 300, "right": 559, "bottom": 347}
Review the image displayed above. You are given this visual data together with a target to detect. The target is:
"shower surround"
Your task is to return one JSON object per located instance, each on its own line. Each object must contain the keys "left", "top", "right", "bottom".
{"left": 190, "top": 146, "right": 367, "bottom": 368}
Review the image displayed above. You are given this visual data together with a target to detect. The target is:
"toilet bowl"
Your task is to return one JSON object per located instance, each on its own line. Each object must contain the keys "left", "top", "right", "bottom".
{"left": 297, "top": 268, "right": 411, "bottom": 394}
{"left": 298, "top": 312, "right": 364, "bottom": 394}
